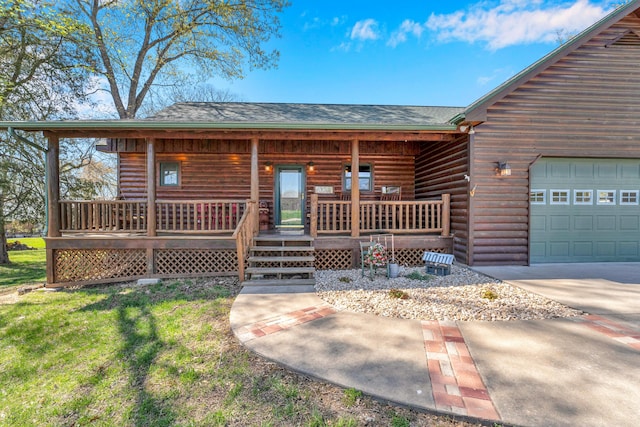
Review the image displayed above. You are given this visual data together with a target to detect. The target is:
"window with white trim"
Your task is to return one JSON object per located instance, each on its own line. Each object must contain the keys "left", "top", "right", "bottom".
{"left": 550, "top": 190, "right": 570, "bottom": 205}
{"left": 620, "top": 190, "right": 639, "bottom": 205}
{"left": 597, "top": 190, "right": 616, "bottom": 205}
{"left": 530, "top": 190, "right": 546, "bottom": 204}
{"left": 574, "top": 190, "right": 593, "bottom": 205}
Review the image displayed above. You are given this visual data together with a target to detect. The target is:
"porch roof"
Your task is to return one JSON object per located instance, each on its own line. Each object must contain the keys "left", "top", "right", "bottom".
{"left": 0, "top": 103, "right": 464, "bottom": 135}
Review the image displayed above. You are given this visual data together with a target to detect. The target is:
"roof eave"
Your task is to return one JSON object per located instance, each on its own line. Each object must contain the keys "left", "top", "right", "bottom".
{"left": 0, "top": 121, "right": 459, "bottom": 133}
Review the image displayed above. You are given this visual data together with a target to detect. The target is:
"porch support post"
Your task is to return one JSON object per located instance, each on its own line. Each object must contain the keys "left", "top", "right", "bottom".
{"left": 146, "top": 138, "right": 156, "bottom": 237}
{"left": 46, "top": 133, "right": 61, "bottom": 238}
{"left": 441, "top": 193, "right": 451, "bottom": 237}
{"left": 45, "top": 133, "right": 60, "bottom": 286}
{"left": 250, "top": 138, "right": 259, "bottom": 202}
{"left": 250, "top": 138, "right": 260, "bottom": 234}
{"left": 351, "top": 139, "right": 360, "bottom": 238}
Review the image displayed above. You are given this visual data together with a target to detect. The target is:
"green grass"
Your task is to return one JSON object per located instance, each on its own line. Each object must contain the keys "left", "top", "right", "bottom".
{"left": 1, "top": 238, "right": 46, "bottom": 289}
{"left": 0, "top": 264, "right": 476, "bottom": 426}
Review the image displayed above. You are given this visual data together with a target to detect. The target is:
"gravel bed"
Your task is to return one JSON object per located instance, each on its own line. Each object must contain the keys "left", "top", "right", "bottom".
{"left": 315, "top": 265, "right": 584, "bottom": 322}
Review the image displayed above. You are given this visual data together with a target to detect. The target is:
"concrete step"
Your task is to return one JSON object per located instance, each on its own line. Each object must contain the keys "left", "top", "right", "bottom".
{"left": 241, "top": 278, "right": 316, "bottom": 287}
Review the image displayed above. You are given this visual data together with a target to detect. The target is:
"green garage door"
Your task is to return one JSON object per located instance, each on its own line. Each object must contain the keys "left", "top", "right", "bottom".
{"left": 530, "top": 158, "right": 640, "bottom": 263}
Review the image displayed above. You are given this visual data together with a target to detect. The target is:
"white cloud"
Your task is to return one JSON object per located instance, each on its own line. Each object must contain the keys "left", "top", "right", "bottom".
{"left": 388, "top": 19, "right": 424, "bottom": 47}
{"left": 350, "top": 19, "right": 380, "bottom": 41}
{"left": 426, "top": 0, "right": 613, "bottom": 50}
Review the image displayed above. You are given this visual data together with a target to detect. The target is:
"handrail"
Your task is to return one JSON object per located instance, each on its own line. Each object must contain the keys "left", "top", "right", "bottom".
{"left": 233, "top": 200, "right": 258, "bottom": 281}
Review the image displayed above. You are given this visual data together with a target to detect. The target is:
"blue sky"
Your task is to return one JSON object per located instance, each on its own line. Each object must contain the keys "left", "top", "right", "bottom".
{"left": 215, "top": 0, "right": 621, "bottom": 107}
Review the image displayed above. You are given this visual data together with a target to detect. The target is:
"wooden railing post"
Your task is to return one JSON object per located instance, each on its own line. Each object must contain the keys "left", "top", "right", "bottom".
{"left": 310, "top": 193, "right": 318, "bottom": 237}
{"left": 442, "top": 193, "right": 451, "bottom": 237}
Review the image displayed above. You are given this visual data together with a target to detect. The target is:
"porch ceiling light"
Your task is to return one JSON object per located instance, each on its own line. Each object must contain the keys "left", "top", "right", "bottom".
{"left": 497, "top": 161, "right": 511, "bottom": 176}
{"left": 265, "top": 161, "right": 273, "bottom": 172}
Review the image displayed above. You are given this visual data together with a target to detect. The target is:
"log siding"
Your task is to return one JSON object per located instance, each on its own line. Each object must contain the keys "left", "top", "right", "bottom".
{"left": 415, "top": 135, "right": 470, "bottom": 262}
{"left": 469, "top": 15, "right": 640, "bottom": 265}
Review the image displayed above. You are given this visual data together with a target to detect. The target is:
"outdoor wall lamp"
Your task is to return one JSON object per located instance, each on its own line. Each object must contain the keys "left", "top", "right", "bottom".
{"left": 264, "top": 161, "right": 272, "bottom": 172}
{"left": 307, "top": 161, "right": 315, "bottom": 172}
{"left": 496, "top": 161, "right": 512, "bottom": 176}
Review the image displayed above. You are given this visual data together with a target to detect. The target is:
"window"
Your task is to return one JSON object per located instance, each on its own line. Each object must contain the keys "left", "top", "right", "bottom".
{"left": 530, "top": 190, "right": 546, "bottom": 204}
{"left": 160, "top": 162, "right": 180, "bottom": 187}
{"left": 550, "top": 190, "right": 570, "bottom": 205}
{"left": 344, "top": 164, "right": 372, "bottom": 191}
{"left": 574, "top": 190, "right": 593, "bottom": 205}
{"left": 597, "top": 190, "right": 616, "bottom": 205}
{"left": 620, "top": 190, "right": 639, "bottom": 205}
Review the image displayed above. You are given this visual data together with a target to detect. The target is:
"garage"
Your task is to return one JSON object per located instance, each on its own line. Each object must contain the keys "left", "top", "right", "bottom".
{"left": 530, "top": 158, "right": 640, "bottom": 263}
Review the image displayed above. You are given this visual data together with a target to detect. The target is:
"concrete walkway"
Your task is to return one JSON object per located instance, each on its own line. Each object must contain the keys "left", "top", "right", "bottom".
{"left": 230, "top": 264, "right": 640, "bottom": 427}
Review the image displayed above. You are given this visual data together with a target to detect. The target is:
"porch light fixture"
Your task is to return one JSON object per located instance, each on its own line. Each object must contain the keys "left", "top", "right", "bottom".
{"left": 497, "top": 161, "right": 512, "bottom": 176}
{"left": 307, "top": 161, "right": 315, "bottom": 172}
{"left": 264, "top": 161, "right": 272, "bottom": 172}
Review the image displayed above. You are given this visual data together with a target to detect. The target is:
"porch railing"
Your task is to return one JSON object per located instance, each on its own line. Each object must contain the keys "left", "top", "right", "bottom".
{"left": 156, "top": 199, "right": 245, "bottom": 233}
{"left": 60, "top": 200, "right": 147, "bottom": 233}
{"left": 310, "top": 194, "right": 450, "bottom": 237}
{"left": 59, "top": 199, "right": 246, "bottom": 234}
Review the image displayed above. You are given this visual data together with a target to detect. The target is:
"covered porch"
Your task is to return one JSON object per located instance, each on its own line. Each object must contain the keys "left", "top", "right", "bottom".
{"left": 6, "top": 103, "right": 468, "bottom": 287}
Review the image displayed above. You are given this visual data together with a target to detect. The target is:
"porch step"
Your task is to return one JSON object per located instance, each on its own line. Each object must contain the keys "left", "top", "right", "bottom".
{"left": 248, "top": 256, "right": 315, "bottom": 263}
{"left": 243, "top": 233, "right": 316, "bottom": 286}
{"left": 245, "top": 267, "right": 315, "bottom": 275}
{"left": 250, "top": 246, "right": 315, "bottom": 252}
{"left": 241, "top": 278, "right": 316, "bottom": 287}
{"left": 254, "top": 235, "right": 313, "bottom": 243}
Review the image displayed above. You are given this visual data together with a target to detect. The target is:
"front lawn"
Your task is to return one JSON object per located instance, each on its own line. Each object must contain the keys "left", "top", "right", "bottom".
{"left": 1, "top": 238, "right": 46, "bottom": 289}
{"left": 0, "top": 277, "right": 476, "bottom": 427}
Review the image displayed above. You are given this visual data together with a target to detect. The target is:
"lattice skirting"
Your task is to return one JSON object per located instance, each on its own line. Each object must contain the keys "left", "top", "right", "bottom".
{"left": 315, "top": 247, "right": 449, "bottom": 270}
{"left": 315, "top": 249, "right": 352, "bottom": 270}
{"left": 54, "top": 249, "right": 147, "bottom": 283}
{"left": 394, "top": 248, "right": 436, "bottom": 267}
{"left": 155, "top": 249, "right": 238, "bottom": 275}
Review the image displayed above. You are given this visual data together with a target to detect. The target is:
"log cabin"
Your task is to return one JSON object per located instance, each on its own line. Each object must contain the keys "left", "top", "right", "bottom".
{"left": 2, "top": 0, "right": 640, "bottom": 287}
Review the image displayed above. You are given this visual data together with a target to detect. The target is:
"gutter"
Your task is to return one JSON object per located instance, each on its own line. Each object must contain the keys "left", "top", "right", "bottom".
{"left": 7, "top": 127, "right": 49, "bottom": 236}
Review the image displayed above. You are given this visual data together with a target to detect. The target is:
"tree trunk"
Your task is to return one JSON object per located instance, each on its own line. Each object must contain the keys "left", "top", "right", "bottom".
{"left": 0, "top": 198, "right": 9, "bottom": 264}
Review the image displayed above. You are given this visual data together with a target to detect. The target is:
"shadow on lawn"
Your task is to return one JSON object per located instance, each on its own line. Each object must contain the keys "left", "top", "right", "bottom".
{"left": 77, "top": 279, "right": 237, "bottom": 426}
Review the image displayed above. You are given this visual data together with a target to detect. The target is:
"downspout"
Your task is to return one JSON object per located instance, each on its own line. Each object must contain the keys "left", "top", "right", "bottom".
{"left": 7, "top": 127, "right": 49, "bottom": 236}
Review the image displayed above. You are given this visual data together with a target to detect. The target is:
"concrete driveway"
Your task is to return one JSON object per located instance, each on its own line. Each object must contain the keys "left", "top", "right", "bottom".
{"left": 470, "top": 263, "right": 640, "bottom": 426}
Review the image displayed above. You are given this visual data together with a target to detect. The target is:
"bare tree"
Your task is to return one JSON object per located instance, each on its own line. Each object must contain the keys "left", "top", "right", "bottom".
{"left": 64, "top": 0, "right": 288, "bottom": 119}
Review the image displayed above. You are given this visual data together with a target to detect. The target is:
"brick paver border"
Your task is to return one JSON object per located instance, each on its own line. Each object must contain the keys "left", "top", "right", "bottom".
{"left": 421, "top": 320, "right": 500, "bottom": 421}
{"left": 577, "top": 314, "right": 640, "bottom": 350}
{"left": 235, "top": 303, "right": 337, "bottom": 342}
